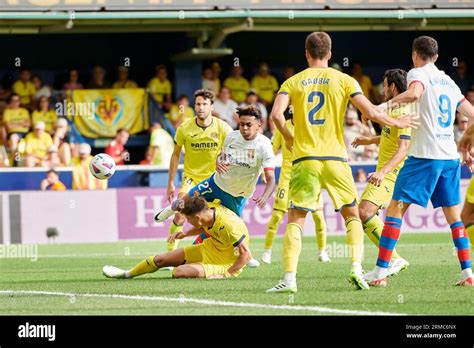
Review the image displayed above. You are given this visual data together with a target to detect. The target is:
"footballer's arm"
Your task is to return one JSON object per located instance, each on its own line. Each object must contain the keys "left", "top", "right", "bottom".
{"left": 369, "top": 138, "right": 410, "bottom": 187}
{"left": 270, "top": 93, "right": 293, "bottom": 150}
{"left": 167, "top": 144, "right": 182, "bottom": 203}
{"left": 351, "top": 94, "right": 419, "bottom": 129}
{"left": 387, "top": 81, "right": 424, "bottom": 107}
{"left": 227, "top": 238, "right": 251, "bottom": 276}
{"left": 254, "top": 168, "right": 276, "bottom": 209}
{"left": 167, "top": 226, "right": 204, "bottom": 244}
{"left": 456, "top": 100, "right": 474, "bottom": 165}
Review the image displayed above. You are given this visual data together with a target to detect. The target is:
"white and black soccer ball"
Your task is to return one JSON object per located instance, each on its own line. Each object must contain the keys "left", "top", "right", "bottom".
{"left": 89, "top": 153, "right": 116, "bottom": 180}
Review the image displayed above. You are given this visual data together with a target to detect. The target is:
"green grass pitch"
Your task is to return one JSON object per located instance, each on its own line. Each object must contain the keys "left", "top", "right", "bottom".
{"left": 0, "top": 233, "right": 472, "bottom": 315}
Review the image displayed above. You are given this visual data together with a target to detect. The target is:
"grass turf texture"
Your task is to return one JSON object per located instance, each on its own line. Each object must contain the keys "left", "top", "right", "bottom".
{"left": 0, "top": 232, "right": 472, "bottom": 315}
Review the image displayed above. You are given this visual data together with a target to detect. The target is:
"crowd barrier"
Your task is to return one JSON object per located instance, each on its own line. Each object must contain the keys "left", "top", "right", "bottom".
{"left": 0, "top": 180, "right": 470, "bottom": 245}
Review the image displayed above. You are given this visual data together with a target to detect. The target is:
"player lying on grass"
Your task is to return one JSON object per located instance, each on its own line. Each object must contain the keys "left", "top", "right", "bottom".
{"left": 155, "top": 105, "right": 276, "bottom": 267}
{"left": 261, "top": 112, "right": 330, "bottom": 265}
{"left": 103, "top": 196, "right": 251, "bottom": 279}
{"left": 351, "top": 69, "right": 413, "bottom": 277}
{"left": 363, "top": 36, "right": 474, "bottom": 287}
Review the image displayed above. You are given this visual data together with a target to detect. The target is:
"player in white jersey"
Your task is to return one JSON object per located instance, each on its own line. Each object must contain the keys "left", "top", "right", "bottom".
{"left": 364, "top": 36, "right": 474, "bottom": 287}
{"left": 155, "top": 105, "right": 276, "bottom": 266}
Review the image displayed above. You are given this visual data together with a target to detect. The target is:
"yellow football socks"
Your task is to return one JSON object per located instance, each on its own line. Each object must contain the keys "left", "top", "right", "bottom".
{"left": 466, "top": 224, "right": 474, "bottom": 250}
{"left": 283, "top": 223, "right": 303, "bottom": 273}
{"left": 127, "top": 256, "right": 158, "bottom": 278}
{"left": 264, "top": 209, "right": 285, "bottom": 250}
{"left": 168, "top": 221, "right": 183, "bottom": 252}
{"left": 312, "top": 210, "right": 327, "bottom": 251}
{"left": 345, "top": 217, "right": 364, "bottom": 264}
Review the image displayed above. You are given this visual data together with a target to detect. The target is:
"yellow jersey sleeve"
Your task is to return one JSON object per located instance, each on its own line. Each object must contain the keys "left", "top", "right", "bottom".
{"left": 174, "top": 124, "right": 185, "bottom": 146}
{"left": 343, "top": 75, "right": 363, "bottom": 98}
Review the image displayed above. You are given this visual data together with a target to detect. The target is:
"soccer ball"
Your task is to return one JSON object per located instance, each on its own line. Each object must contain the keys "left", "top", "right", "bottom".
{"left": 89, "top": 153, "right": 116, "bottom": 180}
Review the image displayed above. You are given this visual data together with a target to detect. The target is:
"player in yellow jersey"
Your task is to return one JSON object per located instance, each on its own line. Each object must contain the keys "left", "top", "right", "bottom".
{"left": 351, "top": 69, "right": 413, "bottom": 276}
{"left": 261, "top": 113, "right": 330, "bottom": 264}
{"left": 267, "top": 32, "right": 418, "bottom": 293}
{"left": 164, "top": 89, "right": 232, "bottom": 254}
{"left": 103, "top": 196, "right": 251, "bottom": 280}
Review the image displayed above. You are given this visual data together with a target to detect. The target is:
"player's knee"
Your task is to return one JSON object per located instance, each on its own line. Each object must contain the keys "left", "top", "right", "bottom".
{"left": 358, "top": 203, "right": 374, "bottom": 223}
{"left": 153, "top": 255, "right": 165, "bottom": 268}
{"left": 461, "top": 208, "right": 474, "bottom": 225}
{"left": 173, "top": 265, "right": 196, "bottom": 278}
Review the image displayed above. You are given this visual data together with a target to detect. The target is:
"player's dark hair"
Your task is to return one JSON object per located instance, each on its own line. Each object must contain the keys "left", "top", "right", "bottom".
{"left": 305, "top": 32, "right": 331, "bottom": 60}
{"left": 194, "top": 89, "right": 215, "bottom": 104}
{"left": 412, "top": 36, "right": 438, "bottom": 60}
{"left": 236, "top": 105, "right": 262, "bottom": 121}
{"left": 116, "top": 128, "right": 128, "bottom": 135}
{"left": 383, "top": 69, "right": 407, "bottom": 93}
{"left": 180, "top": 196, "right": 209, "bottom": 216}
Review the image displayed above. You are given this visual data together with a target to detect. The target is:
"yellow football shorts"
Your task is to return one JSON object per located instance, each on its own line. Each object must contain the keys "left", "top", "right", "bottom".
{"left": 466, "top": 176, "right": 474, "bottom": 204}
{"left": 274, "top": 183, "right": 323, "bottom": 212}
{"left": 360, "top": 177, "right": 396, "bottom": 209}
{"left": 183, "top": 240, "right": 241, "bottom": 278}
{"left": 289, "top": 159, "right": 358, "bottom": 212}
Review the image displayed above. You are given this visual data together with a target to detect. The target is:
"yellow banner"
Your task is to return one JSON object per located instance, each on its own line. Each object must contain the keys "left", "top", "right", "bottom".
{"left": 67, "top": 88, "right": 148, "bottom": 138}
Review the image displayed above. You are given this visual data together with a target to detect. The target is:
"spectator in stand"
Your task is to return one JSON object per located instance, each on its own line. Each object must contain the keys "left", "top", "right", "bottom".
{"left": 465, "top": 89, "right": 474, "bottom": 106}
{"left": 87, "top": 66, "right": 111, "bottom": 89}
{"left": 355, "top": 168, "right": 368, "bottom": 183}
{"left": 12, "top": 68, "right": 36, "bottom": 109}
{"left": 24, "top": 121, "right": 53, "bottom": 167}
{"left": 202, "top": 67, "right": 220, "bottom": 94}
{"left": 213, "top": 87, "right": 238, "bottom": 129}
{"left": 42, "top": 145, "right": 61, "bottom": 168}
{"left": 63, "top": 68, "right": 84, "bottom": 91}
{"left": 52, "top": 117, "right": 72, "bottom": 166}
{"left": 344, "top": 105, "right": 374, "bottom": 161}
{"left": 32, "top": 75, "right": 52, "bottom": 103}
{"left": 211, "top": 62, "right": 222, "bottom": 82}
{"left": 350, "top": 62, "right": 375, "bottom": 102}
{"left": 282, "top": 66, "right": 295, "bottom": 81}
{"left": 224, "top": 65, "right": 250, "bottom": 104}
{"left": 240, "top": 89, "right": 269, "bottom": 134}
{"left": 148, "top": 122, "right": 174, "bottom": 167}
{"left": 251, "top": 62, "right": 279, "bottom": 107}
{"left": 72, "top": 143, "right": 107, "bottom": 190}
{"left": 113, "top": 66, "right": 138, "bottom": 89}
{"left": 139, "top": 148, "right": 152, "bottom": 165}
{"left": 0, "top": 144, "right": 9, "bottom": 167}
{"left": 452, "top": 60, "right": 472, "bottom": 95}
{"left": 105, "top": 128, "right": 129, "bottom": 165}
{"left": 31, "top": 96, "right": 57, "bottom": 134}
{"left": 40, "top": 169, "right": 66, "bottom": 191}
{"left": 3, "top": 94, "right": 31, "bottom": 157}
{"left": 147, "top": 64, "right": 172, "bottom": 111}
{"left": 454, "top": 113, "right": 469, "bottom": 144}
{"left": 168, "top": 95, "right": 195, "bottom": 129}
{"left": 359, "top": 144, "right": 378, "bottom": 162}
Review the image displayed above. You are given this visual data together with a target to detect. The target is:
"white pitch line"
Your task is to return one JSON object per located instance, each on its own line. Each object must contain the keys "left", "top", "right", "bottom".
{"left": 0, "top": 290, "right": 406, "bottom": 316}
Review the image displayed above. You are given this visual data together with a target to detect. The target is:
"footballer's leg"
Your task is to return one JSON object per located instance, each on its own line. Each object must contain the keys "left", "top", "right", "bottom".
{"left": 262, "top": 185, "right": 288, "bottom": 264}
{"left": 359, "top": 198, "right": 408, "bottom": 276}
{"left": 312, "top": 194, "right": 329, "bottom": 262}
{"left": 173, "top": 263, "right": 205, "bottom": 278}
{"left": 267, "top": 160, "right": 320, "bottom": 293}
{"left": 103, "top": 249, "right": 186, "bottom": 279}
{"left": 461, "top": 176, "right": 474, "bottom": 251}
{"left": 433, "top": 161, "right": 473, "bottom": 286}
{"left": 266, "top": 208, "right": 305, "bottom": 293}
